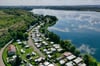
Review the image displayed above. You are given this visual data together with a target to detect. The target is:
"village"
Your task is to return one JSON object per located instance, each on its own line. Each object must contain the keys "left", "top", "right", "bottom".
{"left": 3, "top": 22, "right": 86, "bottom": 66}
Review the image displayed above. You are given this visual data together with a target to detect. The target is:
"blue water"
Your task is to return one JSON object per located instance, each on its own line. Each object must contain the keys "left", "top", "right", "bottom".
{"left": 32, "top": 9, "right": 100, "bottom": 61}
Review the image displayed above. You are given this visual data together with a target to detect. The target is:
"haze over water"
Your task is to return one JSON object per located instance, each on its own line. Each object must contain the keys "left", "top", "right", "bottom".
{"left": 32, "top": 9, "right": 100, "bottom": 61}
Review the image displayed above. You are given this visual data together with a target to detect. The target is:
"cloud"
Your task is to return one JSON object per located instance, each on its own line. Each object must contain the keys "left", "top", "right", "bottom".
{"left": 78, "top": 25, "right": 100, "bottom": 32}
{"left": 0, "top": 0, "right": 100, "bottom": 6}
{"left": 78, "top": 44, "right": 96, "bottom": 55}
{"left": 48, "top": 27, "right": 70, "bottom": 32}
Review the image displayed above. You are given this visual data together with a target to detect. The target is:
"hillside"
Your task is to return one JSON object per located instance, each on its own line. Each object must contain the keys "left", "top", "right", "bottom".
{"left": 0, "top": 9, "right": 38, "bottom": 48}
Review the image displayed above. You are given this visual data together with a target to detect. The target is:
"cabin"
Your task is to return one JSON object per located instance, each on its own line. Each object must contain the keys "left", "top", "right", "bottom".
{"left": 8, "top": 45, "right": 16, "bottom": 56}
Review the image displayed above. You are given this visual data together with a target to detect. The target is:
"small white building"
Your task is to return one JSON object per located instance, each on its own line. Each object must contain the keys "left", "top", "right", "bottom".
{"left": 25, "top": 45, "right": 29, "bottom": 48}
{"left": 65, "top": 61, "right": 75, "bottom": 66}
{"left": 78, "top": 63, "right": 86, "bottom": 66}
{"left": 48, "top": 55, "right": 52, "bottom": 58}
{"left": 50, "top": 42, "right": 54, "bottom": 44}
{"left": 59, "top": 59, "right": 66, "bottom": 65}
{"left": 53, "top": 44, "right": 60, "bottom": 49}
{"left": 66, "top": 55, "right": 76, "bottom": 60}
{"left": 32, "top": 52, "right": 36, "bottom": 56}
{"left": 57, "top": 48, "right": 63, "bottom": 52}
{"left": 21, "top": 49, "right": 25, "bottom": 54}
{"left": 50, "top": 48, "right": 56, "bottom": 52}
{"left": 73, "top": 57, "right": 83, "bottom": 64}
{"left": 48, "top": 64, "right": 55, "bottom": 66}
{"left": 44, "top": 61, "right": 50, "bottom": 66}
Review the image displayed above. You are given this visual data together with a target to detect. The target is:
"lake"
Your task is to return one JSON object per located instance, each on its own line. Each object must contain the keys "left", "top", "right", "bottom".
{"left": 32, "top": 9, "right": 100, "bottom": 61}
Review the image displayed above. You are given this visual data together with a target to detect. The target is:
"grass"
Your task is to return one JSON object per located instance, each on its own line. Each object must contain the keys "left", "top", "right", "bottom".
{"left": 14, "top": 42, "right": 39, "bottom": 65}
{"left": 0, "top": 9, "right": 38, "bottom": 49}
{"left": 2, "top": 46, "right": 11, "bottom": 66}
{"left": 98, "top": 63, "right": 100, "bottom": 66}
{"left": 2, "top": 41, "right": 40, "bottom": 66}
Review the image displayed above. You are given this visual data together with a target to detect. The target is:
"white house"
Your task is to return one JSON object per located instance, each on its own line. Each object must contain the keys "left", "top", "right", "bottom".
{"left": 73, "top": 57, "right": 83, "bottom": 64}
{"left": 59, "top": 59, "right": 66, "bottom": 65}
{"left": 66, "top": 55, "right": 76, "bottom": 60}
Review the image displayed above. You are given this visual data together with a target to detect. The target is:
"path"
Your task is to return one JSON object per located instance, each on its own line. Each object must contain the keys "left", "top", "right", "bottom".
{"left": 0, "top": 39, "right": 13, "bottom": 66}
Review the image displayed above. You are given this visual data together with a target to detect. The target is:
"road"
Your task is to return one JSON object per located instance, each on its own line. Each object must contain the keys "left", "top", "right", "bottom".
{"left": 28, "top": 33, "right": 45, "bottom": 58}
{"left": 0, "top": 39, "right": 13, "bottom": 66}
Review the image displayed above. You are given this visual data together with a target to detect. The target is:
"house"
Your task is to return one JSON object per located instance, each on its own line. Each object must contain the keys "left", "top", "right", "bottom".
{"left": 56, "top": 56, "right": 64, "bottom": 61}
{"left": 32, "top": 52, "right": 36, "bottom": 56}
{"left": 43, "top": 61, "right": 50, "bottom": 66}
{"left": 50, "top": 48, "right": 56, "bottom": 52}
{"left": 43, "top": 49, "right": 48, "bottom": 52}
{"left": 46, "top": 38, "right": 49, "bottom": 40}
{"left": 50, "top": 42, "right": 54, "bottom": 44}
{"left": 35, "top": 57, "right": 45, "bottom": 63}
{"left": 63, "top": 52, "right": 72, "bottom": 57}
{"left": 73, "top": 57, "right": 83, "bottom": 64}
{"left": 46, "top": 51, "right": 52, "bottom": 55}
{"left": 42, "top": 41, "right": 48, "bottom": 46}
{"left": 53, "top": 44, "right": 60, "bottom": 49}
{"left": 48, "top": 64, "right": 55, "bottom": 66}
{"left": 8, "top": 45, "right": 16, "bottom": 56}
{"left": 21, "top": 49, "right": 25, "bottom": 54}
{"left": 39, "top": 63, "right": 44, "bottom": 66}
{"left": 48, "top": 55, "right": 52, "bottom": 58}
{"left": 57, "top": 48, "right": 63, "bottom": 52}
{"left": 26, "top": 63, "right": 33, "bottom": 66}
{"left": 78, "top": 63, "right": 86, "bottom": 66}
{"left": 25, "top": 45, "right": 29, "bottom": 48}
{"left": 17, "top": 39, "right": 22, "bottom": 44}
{"left": 59, "top": 59, "right": 66, "bottom": 65}
{"left": 66, "top": 55, "right": 76, "bottom": 60}
{"left": 65, "top": 61, "right": 75, "bottom": 66}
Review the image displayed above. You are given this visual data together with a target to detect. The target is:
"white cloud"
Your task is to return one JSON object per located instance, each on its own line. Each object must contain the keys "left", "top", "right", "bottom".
{"left": 78, "top": 44, "right": 96, "bottom": 55}
{"left": 48, "top": 27, "right": 70, "bottom": 32}
{"left": 0, "top": 0, "right": 100, "bottom": 6}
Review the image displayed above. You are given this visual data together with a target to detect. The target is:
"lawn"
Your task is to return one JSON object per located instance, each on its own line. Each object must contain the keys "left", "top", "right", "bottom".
{"left": 2, "top": 41, "right": 39, "bottom": 66}
{"left": 2, "top": 46, "right": 11, "bottom": 66}
{"left": 14, "top": 42, "right": 39, "bottom": 65}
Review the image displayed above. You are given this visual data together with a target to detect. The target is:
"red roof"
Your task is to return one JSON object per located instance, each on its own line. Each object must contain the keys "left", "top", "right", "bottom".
{"left": 8, "top": 45, "right": 16, "bottom": 52}
{"left": 63, "top": 52, "right": 72, "bottom": 57}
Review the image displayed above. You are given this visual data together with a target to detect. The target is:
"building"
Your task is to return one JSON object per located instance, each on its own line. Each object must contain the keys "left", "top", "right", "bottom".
{"left": 65, "top": 61, "right": 75, "bottom": 66}
{"left": 73, "top": 57, "right": 83, "bottom": 64}
{"left": 66, "top": 55, "right": 76, "bottom": 60}
{"left": 8, "top": 45, "right": 16, "bottom": 56}
{"left": 63, "top": 52, "right": 72, "bottom": 57}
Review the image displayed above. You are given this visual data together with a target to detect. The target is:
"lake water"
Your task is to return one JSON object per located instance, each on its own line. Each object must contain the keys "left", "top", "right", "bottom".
{"left": 32, "top": 9, "right": 100, "bottom": 61}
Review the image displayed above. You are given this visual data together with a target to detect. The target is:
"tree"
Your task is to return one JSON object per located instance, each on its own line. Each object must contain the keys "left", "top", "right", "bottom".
{"left": 13, "top": 55, "right": 22, "bottom": 66}
{"left": 83, "top": 54, "right": 97, "bottom": 66}
{"left": 23, "top": 33, "right": 28, "bottom": 40}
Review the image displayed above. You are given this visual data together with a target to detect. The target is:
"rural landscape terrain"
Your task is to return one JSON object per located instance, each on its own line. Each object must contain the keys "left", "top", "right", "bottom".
{"left": 0, "top": 5, "right": 100, "bottom": 66}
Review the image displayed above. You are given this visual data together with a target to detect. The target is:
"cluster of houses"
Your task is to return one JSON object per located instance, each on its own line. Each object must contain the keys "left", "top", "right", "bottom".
{"left": 56, "top": 52, "right": 86, "bottom": 66}
{"left": 34, "top": 57, "right": 55, "bottom": 66}
{"left": 6, "top": 22, "right": 86, "bottom": 66}
{"left": 6, "top": 39, "right": 39, "bottom": 66}
{"left": 31, "top": 24, "right": 86, "bottom": 66}
{"left": 31, "top": 26, "right": 63, "bottom": 58}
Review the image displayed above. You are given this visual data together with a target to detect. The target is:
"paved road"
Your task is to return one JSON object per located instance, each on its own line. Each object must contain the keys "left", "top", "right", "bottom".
{"left": 0, "top": 39, "right": 13, "bottom": 66}
{"left": 28, "top": 34, "right": 45, "bottom": 58}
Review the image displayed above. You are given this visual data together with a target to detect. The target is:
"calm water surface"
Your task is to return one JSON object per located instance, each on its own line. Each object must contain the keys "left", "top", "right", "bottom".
{"left": 32, "top": 9, "right": 100, "bottom": 61}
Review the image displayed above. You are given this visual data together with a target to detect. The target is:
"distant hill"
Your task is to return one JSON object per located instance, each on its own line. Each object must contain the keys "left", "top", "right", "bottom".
{"left": 0, "top": 5, "right": 100, "bottom": 11}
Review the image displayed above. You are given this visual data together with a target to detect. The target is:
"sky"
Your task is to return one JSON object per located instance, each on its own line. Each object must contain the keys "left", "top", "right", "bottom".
{"left": 0, "top": 0, "right": 100, "bottom": 6}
